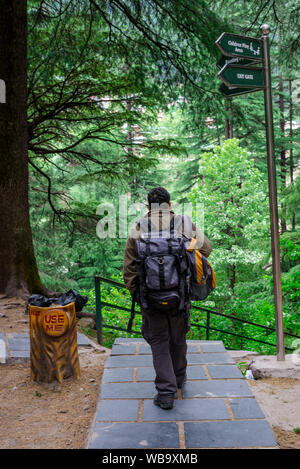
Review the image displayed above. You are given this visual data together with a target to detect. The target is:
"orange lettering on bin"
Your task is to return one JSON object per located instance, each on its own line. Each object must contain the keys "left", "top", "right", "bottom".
{"left": 42, "top": 310, "right": 69, "bottom": 337}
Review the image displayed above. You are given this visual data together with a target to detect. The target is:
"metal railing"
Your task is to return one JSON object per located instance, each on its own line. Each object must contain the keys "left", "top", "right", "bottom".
{"left": 94, "top": 275, "right": 300, "bottom": 352}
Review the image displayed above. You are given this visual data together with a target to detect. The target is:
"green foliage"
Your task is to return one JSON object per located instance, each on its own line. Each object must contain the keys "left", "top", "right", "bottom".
{"left": 282, "top": 266, "right": 300, "bottom": 312}
{"left": 188, "top": 139, "right": 269, "bottom": 303}
{"left": 80, "top": 278, "right": 143, "bottom": 348}
{"left": 236, "top": 362, "right": 248, "bottom": 376}
{"left": 81, "top": 278, "right": 300, "bottom": 354}
{"left": 25, "top": 2, "right": 300, "bottom": 353}
{"left": 280, "top": 232, "right": 300, "bottom": 268}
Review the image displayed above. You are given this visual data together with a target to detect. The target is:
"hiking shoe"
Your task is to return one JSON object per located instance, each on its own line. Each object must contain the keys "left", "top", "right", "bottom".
{"left": 177, "top": 373, "right": 187, "bottom": 389}
{"left": 153, "top": 394, "right": 174, "bottom": 410}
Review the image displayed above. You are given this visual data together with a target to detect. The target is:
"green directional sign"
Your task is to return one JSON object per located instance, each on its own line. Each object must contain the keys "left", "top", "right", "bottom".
{"left": 217, "top": 55, "right": 260, "bottom": 70}
{"left": 218, "top": 64, "right": 264, "bottom": 88}
{"left": 216, "top": 32, "right": 262, "bottom": 59}
{"left": 219, "top": 83, "right": 263, "bottom": 98}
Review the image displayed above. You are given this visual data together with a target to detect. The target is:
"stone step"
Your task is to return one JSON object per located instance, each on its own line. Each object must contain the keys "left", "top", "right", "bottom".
{"left": 87, "top": 338, "right": 278, "bottom": 449}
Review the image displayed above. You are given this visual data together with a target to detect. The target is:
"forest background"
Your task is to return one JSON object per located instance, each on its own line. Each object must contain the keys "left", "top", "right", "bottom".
{"left": 2, "top": 0, "right": 299, "bottom": 352}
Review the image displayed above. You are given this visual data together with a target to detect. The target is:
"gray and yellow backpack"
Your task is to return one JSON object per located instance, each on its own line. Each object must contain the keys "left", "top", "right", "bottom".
{"left": 135, "top": 216, "right": 190, "bottom": 316}
{"left": 134, "top": 214, "right": 216, "bottom": 312}
{"left": 127, "top": 214, "right": 216, "bottom": 331}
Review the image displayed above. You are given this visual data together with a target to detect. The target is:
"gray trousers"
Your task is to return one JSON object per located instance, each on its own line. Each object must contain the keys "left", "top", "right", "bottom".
{"left": 141, "top": 311, "right": 190, "bottom": 397}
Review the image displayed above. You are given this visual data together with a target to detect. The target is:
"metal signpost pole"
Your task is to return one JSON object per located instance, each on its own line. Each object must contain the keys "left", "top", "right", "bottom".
{"left": 261, "top": 24, "right": 285, "bottom": 361}
{"left": 215, "top": 26, "right": 285, "bottom": 360}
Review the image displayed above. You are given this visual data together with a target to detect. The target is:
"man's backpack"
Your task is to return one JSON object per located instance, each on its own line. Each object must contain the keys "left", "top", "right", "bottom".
{"left": 135, "top": 216, "right": 190, "bottom": 316}
{"left": 186, "top": 237, "right": 216, "bottom": 301}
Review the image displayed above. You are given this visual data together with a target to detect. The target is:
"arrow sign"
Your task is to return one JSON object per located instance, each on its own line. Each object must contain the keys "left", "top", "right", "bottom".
{"left": 219, "top": 83, "right": 263, "bottom": 98}
{"left": 218, "top": 64, "right": 264, "bottom": 88}
{"left": 216, "top": 32, "right": 262, "bottom": 60}
{"left": 217, "top": 55, "right": 261, "bottom": 70}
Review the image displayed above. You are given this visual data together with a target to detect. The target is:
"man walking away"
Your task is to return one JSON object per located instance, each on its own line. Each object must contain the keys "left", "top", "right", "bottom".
{"left": 123, "top": 187, "right": 212, "bottom": 409}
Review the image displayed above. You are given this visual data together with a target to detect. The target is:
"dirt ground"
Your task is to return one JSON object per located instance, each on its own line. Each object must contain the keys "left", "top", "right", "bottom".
{"left": 0, "top": 297, "right": 31, "bottom": 333}
{"left": 1, "top": 297, "right": 300, "bottom": 449}
{"left": 248, "top": 378, "right": 300, "bottom": 449}
{"left": 0, "top": 297, "right": 110, "bottom": 449}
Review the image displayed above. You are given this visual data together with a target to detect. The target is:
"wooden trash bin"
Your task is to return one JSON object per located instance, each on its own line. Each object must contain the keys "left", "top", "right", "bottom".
{"left": 29, "top": 301, "right": 80, "bottom": 383}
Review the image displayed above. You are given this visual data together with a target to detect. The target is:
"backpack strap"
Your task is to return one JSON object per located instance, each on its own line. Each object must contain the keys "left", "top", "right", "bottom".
{"left": 138, "top": 217, "right": 155, "bottom": 237}
{"left": 201, "top": 254, "right": 208, "bottom": 279}
{"left": 169, "top": 216, "right": 175, "bottom": 237}
{"left": 145, "top": 238, "right": 151, "bottom": 256}
{"left": 182, "top": 214, "right": 194, "bottom": 238}
{"left": 148, "top": 217, "right": 152, "bottom": 235}
{"left": 158, "top": 256, "right": 165, "bottom": 289}
{"left": 187, "top": 237, "right": 197, "bottom": 251}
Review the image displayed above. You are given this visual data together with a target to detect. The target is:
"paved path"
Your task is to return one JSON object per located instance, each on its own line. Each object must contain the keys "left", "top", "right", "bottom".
{"left": 87, "top": 338, "right": 277, "bottom": 449}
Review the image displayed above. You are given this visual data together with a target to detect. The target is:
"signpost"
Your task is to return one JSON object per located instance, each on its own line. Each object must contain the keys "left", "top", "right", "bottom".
{"left": 217, "top": 55, "right": 259, "bottom": 70}
{"left": 218, "top": 64, "right": 264, "bottom": 88}
{"left": 215, "top": 26, "right": 285, "bottom": 361}
{"left": 260, "top": 25, "right": 285, "bottom": 361}
{"left": 219, "top": 83, "right": 262, "bottom": 98}
{"left": 216, "top": 32, "right": 262, "bottom": 59}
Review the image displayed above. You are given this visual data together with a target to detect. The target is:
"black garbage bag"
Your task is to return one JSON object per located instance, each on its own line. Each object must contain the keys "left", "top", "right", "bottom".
{"left": 28, "top": 294, "right": 54, "bottom": 307}
{"left": 54, "top": 289, "right": 88, "bottom": 312}
{"left": 28, "top": 290, "right": 88, "bottom": 312}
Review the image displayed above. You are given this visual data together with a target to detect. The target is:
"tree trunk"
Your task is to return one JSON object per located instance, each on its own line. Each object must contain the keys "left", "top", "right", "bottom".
{"left": 289, "top": 78, "right": 296, "bottom": 230}
{"left": 229, "top": 99, "right": 233, "bottom": 139}
{"left": 224, "top": 100, "right": 230, "bottom": 139}
{"left": 279, "top": 73, "right": 287, "bottom": 233}
{"left": 224, "top": 99, "right": 233, "bottom": 140}
{"left": 278, "top": 31, "right": 287, "bottom": 234}
{"left": 0, "top": 1, "right": 46, "bottom": 298}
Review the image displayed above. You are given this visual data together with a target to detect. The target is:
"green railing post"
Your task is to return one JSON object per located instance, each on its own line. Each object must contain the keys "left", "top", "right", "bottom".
{"left": 206, "top": 310, "right": 210, "bottom": 340}
{"left": 95, "top": 275, "right": 103, "bottom": 345}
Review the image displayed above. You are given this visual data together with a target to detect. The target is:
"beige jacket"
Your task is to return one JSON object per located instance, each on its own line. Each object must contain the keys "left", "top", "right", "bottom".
{"left": 123, "top": 208, "right": 212, "bottom": 294}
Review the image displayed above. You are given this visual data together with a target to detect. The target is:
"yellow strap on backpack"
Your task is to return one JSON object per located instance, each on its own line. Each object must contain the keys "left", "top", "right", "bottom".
{"left": 187, "top": 238, "right": 216, "bottom": 288}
